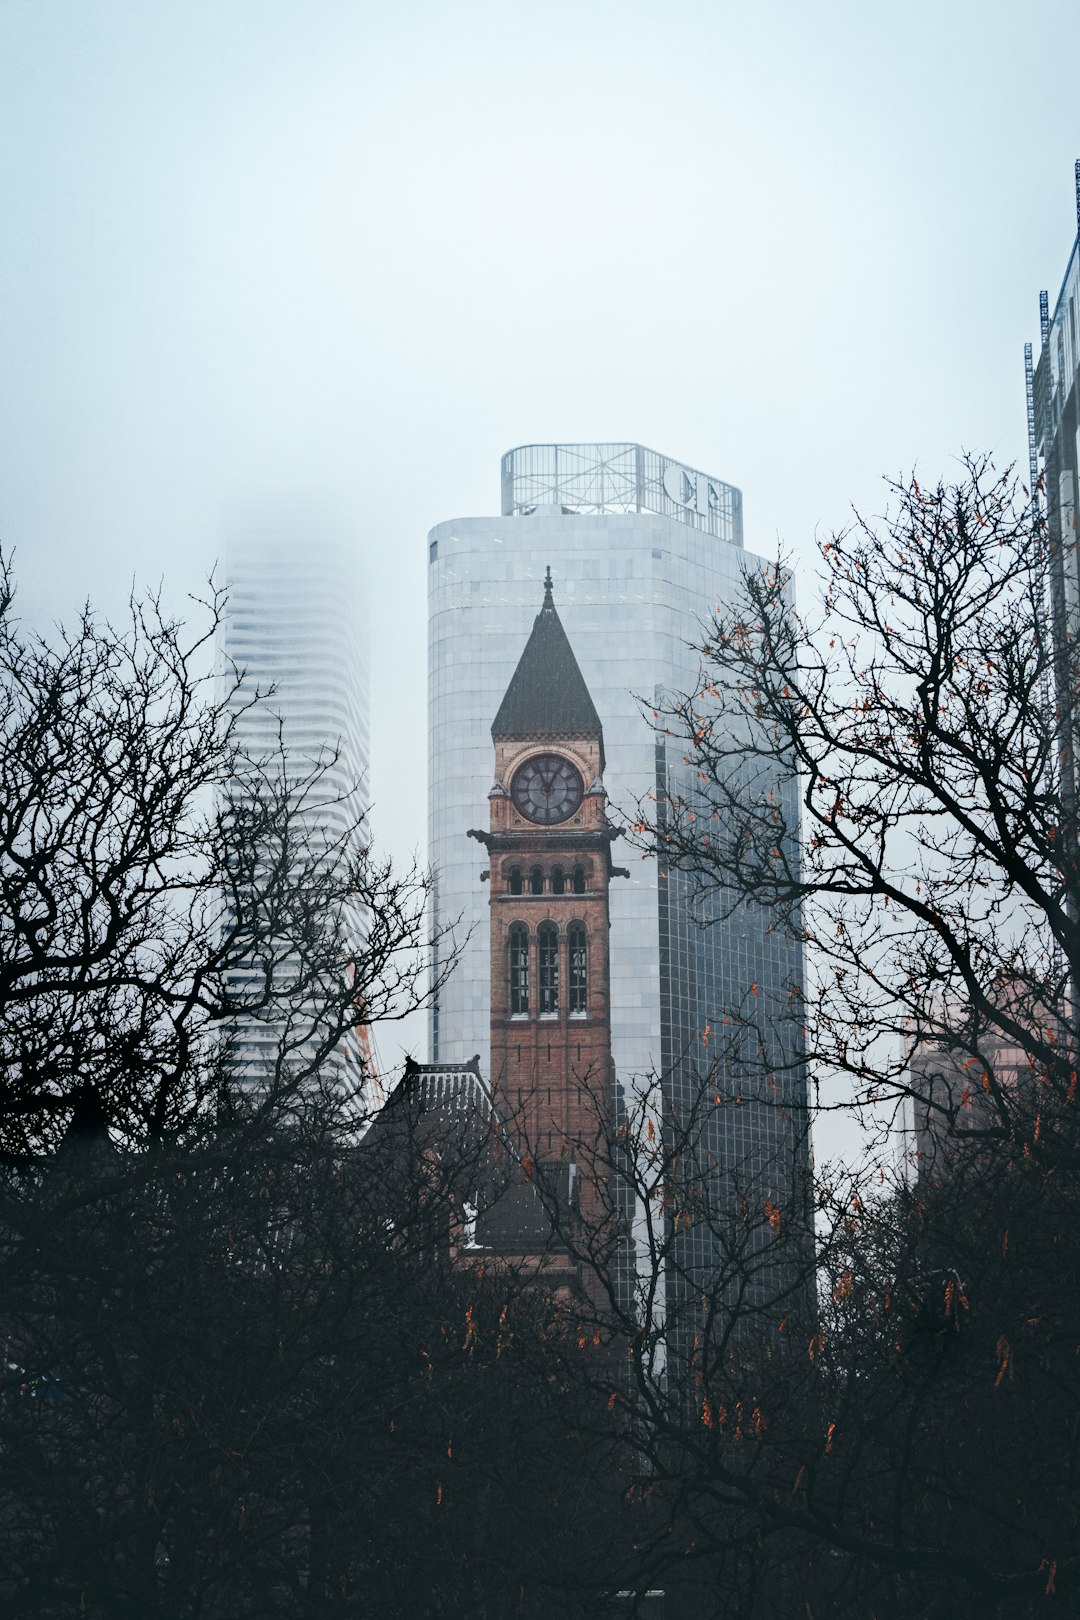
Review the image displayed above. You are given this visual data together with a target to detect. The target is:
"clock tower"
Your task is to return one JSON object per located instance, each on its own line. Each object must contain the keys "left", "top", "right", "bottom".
{"left": 469, "top": 570, "right": 624, "bottom": 1227}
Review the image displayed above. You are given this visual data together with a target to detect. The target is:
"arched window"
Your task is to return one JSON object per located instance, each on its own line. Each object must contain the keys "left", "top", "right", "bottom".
{"left": 508, "top": 866, "right": 523, "bottom": 896}
{"left": 508, "top": 924, "right": 529, "bottom": 1015}
{"left": 538, "top": 923, "right": 559, "bottom": 1014}
{"left": 530, "top": 866, "right": 544, "bottom": 896}
{"left": 568, "top": 923, "right": 587, "bottom": 1015}
{"left": 572, "top": 864, "right": 586, "bottom": 895}
{"left": 551, "top": 866, "right": 565, "bottom": 895}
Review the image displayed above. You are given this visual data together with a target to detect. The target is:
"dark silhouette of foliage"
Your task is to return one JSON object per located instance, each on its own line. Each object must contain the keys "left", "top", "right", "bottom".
{"left": 0, "top": 1099, "right": 633, "bottom": 1618}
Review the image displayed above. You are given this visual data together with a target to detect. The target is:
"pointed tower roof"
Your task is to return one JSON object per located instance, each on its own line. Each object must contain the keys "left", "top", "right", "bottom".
{"left": 491, "top": 569, "right": 604, "bottom": 769}
{"left": 56, "top": 1081, "right": 116, "bottom": 1165}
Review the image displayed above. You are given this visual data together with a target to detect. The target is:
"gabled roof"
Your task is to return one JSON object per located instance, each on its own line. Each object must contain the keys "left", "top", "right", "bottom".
{"left": 491, "top": 570, "right": 604, "bottom": 768}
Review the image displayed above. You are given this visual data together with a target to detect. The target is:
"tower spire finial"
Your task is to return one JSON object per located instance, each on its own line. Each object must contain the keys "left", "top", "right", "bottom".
{"left": 543, "top": 565, "right": 554, "bottom": 605}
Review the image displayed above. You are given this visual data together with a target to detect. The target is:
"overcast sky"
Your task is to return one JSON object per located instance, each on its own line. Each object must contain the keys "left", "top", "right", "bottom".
{"left": 2, "top": 0, "right": 1078, "bottom": 1116}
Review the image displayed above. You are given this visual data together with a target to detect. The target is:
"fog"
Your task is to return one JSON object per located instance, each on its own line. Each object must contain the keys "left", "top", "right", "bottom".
{"left": 2, "top": 0, "right": 1077, "bottom": 1135}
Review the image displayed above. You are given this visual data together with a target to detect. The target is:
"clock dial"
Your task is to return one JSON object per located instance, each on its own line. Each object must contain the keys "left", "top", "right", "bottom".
{"left": 511, "top": 754, "right": 583, "bottom": 825}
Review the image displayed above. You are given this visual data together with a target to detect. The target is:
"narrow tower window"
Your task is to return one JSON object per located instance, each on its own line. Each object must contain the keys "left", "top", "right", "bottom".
{"left": 568, "top": 923, "right": 587, "bottom": 1015}
{"left": 509, "top": 924, "right": 529, "bottom": 1015}
{"left": 530, "top": 866, "right": 544, "bottom": 896}
{"left": 572, "top": 865, "right": 586, "bottom": 895}
{"left": 538, "top": 923, "right": 559, "bottom": 1014}
{"left": 508, "top": 866, "right": 523, "bottom": 896}
{"left": 551, "top": 866, "right": 565, "bottom": 895}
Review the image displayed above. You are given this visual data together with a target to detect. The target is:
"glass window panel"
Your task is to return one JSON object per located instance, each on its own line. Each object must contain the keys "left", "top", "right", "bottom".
{"left": 538, "top": 923, "right": 559, "bottom": 1013}
{"left": 569, "top": 923, "right": 587, "bottom": 1014}
{"left": 509, "top": 924, "right": 529, "bottom": 1015}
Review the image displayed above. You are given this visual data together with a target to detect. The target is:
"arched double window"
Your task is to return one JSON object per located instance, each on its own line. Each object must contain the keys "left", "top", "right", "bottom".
{"left": 551, "top": 866, "right": 565, "bottom": 895}
{"left": 507, "top": 866, "right": 523, "bottom": 896}
{"left": 530, "top": 866, "right": 544, "bottom": 896}
{"left": 538, "top": 923, "right": 559, "bottom": 1014}
{"left": 508, "top": 924, "right": 529, "bottom": 1014}
{"left": 568, "top": 923, "right": 587, "bottom": 1015}
{"left": 572, "top": 864, "right": 587, "bottom": 895}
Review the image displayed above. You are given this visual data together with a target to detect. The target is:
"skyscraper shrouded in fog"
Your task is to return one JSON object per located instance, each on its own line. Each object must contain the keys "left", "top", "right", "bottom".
{"left": 220, "top": 503, "right": 373, "bottom": 1102}
{"left": 428, "top": 444, "right": 807, "bottom": 1261}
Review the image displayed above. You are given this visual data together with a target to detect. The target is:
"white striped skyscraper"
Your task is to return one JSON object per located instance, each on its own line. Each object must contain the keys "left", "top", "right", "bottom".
{"left": 220, "top": 501, "right": 371, "bottom": 1102}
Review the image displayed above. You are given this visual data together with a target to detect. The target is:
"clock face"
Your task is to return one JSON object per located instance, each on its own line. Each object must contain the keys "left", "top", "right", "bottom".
{"left": 511, "top": 754, "right": 584, "bottom": 825}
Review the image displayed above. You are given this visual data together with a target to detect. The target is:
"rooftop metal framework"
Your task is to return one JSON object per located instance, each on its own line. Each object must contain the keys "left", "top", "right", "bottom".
{"left": 501, "top": 442, "right": 743, "bottom": 546}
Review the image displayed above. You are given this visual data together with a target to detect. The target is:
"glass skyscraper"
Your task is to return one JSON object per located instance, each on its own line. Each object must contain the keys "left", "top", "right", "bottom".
{"left": 428, "top": 445, "right": 807, "bottom": 1234}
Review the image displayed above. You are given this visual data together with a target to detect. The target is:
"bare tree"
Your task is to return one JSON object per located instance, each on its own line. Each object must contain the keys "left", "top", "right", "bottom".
{"left": 540, "top": 460, "right": 1080, "bottom": 1616}
{"left": 0, "top": 553, "right": 443, "bottom": 1151}
{"left": 652, "top": 456, "right": 1070, "bottom": 1144}
{"left": 0, "top": 557, "right": 636, "bottom": 1618}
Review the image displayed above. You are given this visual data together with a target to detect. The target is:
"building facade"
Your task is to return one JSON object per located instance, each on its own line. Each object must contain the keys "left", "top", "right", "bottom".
{"left": 429, "top": 444, "right": 807, "bottom": 1245}
{"left": 470, "top": 570, "right": 622, "bottom": 1230}
{"left": 1032, "top": 163, "right": 1080, "bottom": 809}
{"left": 398, "top": 590, "right": 622, "bottom": 1290}
{"left": 220, "top": 505, "right": 373, "bottom": 1100}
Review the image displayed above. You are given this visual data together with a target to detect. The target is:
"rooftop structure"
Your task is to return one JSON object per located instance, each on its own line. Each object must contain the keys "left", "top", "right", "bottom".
{"left": 501, "top": 441, "right": 743, "bottom": 542}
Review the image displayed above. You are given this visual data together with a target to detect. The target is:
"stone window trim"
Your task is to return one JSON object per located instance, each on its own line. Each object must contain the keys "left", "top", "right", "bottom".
{"left": 501, "top": 862, "right": 592, "bottom": 896}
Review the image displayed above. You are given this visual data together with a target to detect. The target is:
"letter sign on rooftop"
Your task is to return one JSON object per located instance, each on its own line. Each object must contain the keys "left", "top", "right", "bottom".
{"left": 662, "top": 460, "right": 725, "bottom": 518}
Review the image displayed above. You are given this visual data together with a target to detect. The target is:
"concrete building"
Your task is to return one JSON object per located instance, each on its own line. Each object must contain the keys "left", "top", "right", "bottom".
{"left": 428, "top": 444, "right": 807, "bottom": 1260}
{"left": 907, "top": 1030, "right": 1023, "bottom": 1179}
{"left": 905, "top": 973, "right": 1057, "bottom": 1180}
